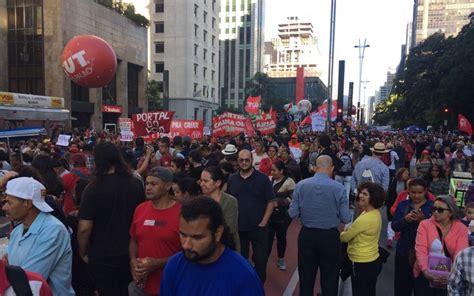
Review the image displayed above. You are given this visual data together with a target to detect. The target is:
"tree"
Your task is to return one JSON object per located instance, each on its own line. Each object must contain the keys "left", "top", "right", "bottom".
{"left": 146, "top": 80, "right": 162, "bottom": 111}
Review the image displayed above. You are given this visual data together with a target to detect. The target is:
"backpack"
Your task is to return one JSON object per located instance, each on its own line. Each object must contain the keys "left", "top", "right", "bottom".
{"left": 360, "top": 168, "right": 375, "bottom": 184}
{"left": 5, "top": 265, "right": 33, "bottom": 296}
{"left": 339, "top": 153, "right": 353, "bottom": 174}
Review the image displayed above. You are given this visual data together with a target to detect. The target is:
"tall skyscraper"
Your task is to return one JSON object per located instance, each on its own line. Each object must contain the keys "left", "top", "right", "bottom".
{"left": 131, "top": 0, "right": 220, "bottom": 125}
{"left": 264, "top": 16, "right": 321, "bottom": 78}
{"left": 413, "top": 0, "right": 474, "bottom": 45}
{"left": 219, "top": 0, "right": 265, "bottom": 109}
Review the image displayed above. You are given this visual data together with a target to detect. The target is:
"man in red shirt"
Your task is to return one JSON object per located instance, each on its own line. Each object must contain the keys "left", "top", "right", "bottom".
{"left": 129, "top": 167, "right": 182, "bottom": 295}
{"left": 62, "top": 153, "right": 89, "bottom": 215}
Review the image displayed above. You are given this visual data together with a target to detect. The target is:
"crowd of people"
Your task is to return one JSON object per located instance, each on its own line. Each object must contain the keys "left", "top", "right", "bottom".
{"left": 0, "top": 129, "right": 473, "bottom": 295}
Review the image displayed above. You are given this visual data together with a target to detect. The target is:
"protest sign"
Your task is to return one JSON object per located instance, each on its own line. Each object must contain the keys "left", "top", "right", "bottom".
{"left": 131, "top": 111, "right": 174, "bottom": 141}
{"left": 311, "top": 112, "right": 325, "bottom": 132}
{"left": 255, "top": 116, "right": 276, "bottom": 135}
{"left": 212, "top": 112, "right": 248, "bottom": 137}
{"left": 169, "top": 120, "right": 203, "bottom": 139}
{"left": 56, "top": 134, "right": 71, "bottom": 146}
{"left": 118, "top": 118, "right": 133, "bottom": 142}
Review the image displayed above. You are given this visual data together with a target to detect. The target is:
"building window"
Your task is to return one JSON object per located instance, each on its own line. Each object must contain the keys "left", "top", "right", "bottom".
{"left": 211, "top": 53, "right": 215, "bottom": 63}
{"left": 155, "top": 42, "right": 164, "bottom": 53}
{"left": 194, "top": 24, "right": 199, "bottom": 37}
{"left": 203, "top": 11, "right": 208, "bottom": 23}
{"left": 193, "top": 83, "right": 198, "bottom": 93}
{"left": 194, "top": 44, "right": 198, "bottom": 57}
{"left": 194, "top": 4, "right": 198, "bottom": 17}
{"left": 212, "top": 17, "right": 216, "bottom": 29}
{"left": 194, "top": 63, "right": 198, "bottom": 76}
{"left": 155, "top": 0, "right": 164, "bottom": 13}
{"left": 203, "top": 48, "right": 207, "bottom": 60}
{"left": 203, "top": 67, "right": 207, "bottom": 78}
{"left": 211, "top": 70, "right": 215, "bottom": 81}
{"left": 194, "top": 108, "right": 199, "bottom": 120}
{"left": 212, "top": 35, "right": 216, "bottom": 46}
{"left": 155, "top": 62, "right": 164, "bottom": 73}
{"left": 128, "top": 63, "right": 141, "bottom": 108}
{"left": 71, "top": 81, "right": 89, "bottom": 102}
{"left": 155, "top": 22, "right": 164, "bottom": 33}
{"left": 102, "top": 74, "right": 117, "bottom": 105}
{"left": 211, "top": 88, "right": 215, "bottom": 98}
{"left": 212, "top": 0, "right": 216, "bottom": 11}
{"left": 202, "top": 85, "right": 207, "bottom": 97}
{"left": 203, "top": 30, "right": 207, "bottom": 42}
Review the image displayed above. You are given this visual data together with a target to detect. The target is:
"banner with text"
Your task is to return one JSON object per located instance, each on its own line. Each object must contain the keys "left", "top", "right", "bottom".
{"left": 255, "top": 113, "right": 276, "bottom": 135}
{"left": 169, "top": 120, "right": 204, "bottom": 139}
{"left": 131, "top": 111, "right": 175, "bottom": 141}
{"left": 119, "top": 118, "right": 133, "bottom": 142}
{"left": 212, "top": 112, "right": 249, "bottom": 137}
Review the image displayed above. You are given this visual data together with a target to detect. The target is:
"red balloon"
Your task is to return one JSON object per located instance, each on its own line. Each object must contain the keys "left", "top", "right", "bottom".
{"left": 62, "top": 35, "right": 117, "bottom": 88}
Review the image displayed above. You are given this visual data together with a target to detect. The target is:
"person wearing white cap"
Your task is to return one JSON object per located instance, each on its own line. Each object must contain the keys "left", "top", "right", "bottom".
{"left": 3, "top": 177, "right": 75, "bottom": 296}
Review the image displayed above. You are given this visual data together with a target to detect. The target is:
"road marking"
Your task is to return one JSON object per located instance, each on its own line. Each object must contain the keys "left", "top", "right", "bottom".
{"left": 283, "top": 266, "right": 299, "bottom": 296}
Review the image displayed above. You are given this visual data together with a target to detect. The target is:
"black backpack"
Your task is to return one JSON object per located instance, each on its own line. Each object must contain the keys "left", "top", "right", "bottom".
{"left": 339, "top": 153, "right": 353, "bottom": 174}
{"left": 5, "top": 265, "right": 33, "bottom": 296}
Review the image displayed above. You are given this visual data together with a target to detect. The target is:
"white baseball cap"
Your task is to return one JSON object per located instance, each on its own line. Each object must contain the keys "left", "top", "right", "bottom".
{"left": 5, "top": 177, "right": 53, "bottom": 213}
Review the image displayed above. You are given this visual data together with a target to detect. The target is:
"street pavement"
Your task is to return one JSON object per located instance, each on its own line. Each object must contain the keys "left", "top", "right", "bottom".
{"left": 265, "top": 206, "right": 396, "bottom": 296}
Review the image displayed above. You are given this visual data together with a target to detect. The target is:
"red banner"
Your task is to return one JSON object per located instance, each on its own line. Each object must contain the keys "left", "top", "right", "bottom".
{"left": 296, "top": 67, "right": 305, "bottom": 103}
{"left": 244, "top": 96, "right": 261, "bottom": 114}
{"left": 458, "top": 114, "right": 473, "bottom": 136}
{"left": 169, "top": 120, "right": 203, "bottom": 139}
{"left": 212, "top": 112, "right": 249, "bottom": 137}
{"left": 255, "top": 117, "right": 276, "bottom": 135}
{"left": 131, "top": 111, "right": 175, "bottom": 141}
{"left": 317, "top": 101, "right": 337, "bottom": 121}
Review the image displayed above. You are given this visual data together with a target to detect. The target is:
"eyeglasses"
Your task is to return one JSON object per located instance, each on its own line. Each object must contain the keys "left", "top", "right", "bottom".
{"left": 431, "top": 207, "right": 450, "bottom": 214}
{"left": 431, "top": 169, "right": 439, "bottom": 172}
{"left": 238, "top": 158, "right": 251, "bottom": 163}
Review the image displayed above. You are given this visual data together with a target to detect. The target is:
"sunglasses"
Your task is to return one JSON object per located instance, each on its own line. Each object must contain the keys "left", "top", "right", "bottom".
{"left": 238, "top": 158, "right": 251, "bottom": 163}
{"left": 431, "top": 207, "right": 450, "bottom": 214}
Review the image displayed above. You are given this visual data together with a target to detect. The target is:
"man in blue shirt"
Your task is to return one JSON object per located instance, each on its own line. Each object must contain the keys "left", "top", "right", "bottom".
{"left": 160, "top": 196, "right": 264, "bottom": 296}
{"left": 289, "top": 155, "right": 352, "bottom": 296}
{"left": 3, "top": 177, "right": 75, "bottom": 296}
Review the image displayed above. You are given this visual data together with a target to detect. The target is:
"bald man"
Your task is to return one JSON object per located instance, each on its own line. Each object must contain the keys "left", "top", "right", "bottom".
{"left": 227, "top": 149, "right": 275, "bottom": 283}
{"left": 289, "top": 155, "right": 352, "bottom": 296}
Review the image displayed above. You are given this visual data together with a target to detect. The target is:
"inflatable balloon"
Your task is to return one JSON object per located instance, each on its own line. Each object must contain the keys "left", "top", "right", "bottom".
{"left": 62, "top": 35, "right": 117, "bottom": 88}
{"left": 297, "top": 99, "right": 312, "bottom": 113}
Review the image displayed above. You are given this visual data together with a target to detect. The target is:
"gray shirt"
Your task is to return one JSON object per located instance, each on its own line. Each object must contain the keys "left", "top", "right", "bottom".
{"left": 289, "top": 173, "right": 352, "bottom": 229}
{"left": 351, "top": 155, "right": 390, "bottom": 192}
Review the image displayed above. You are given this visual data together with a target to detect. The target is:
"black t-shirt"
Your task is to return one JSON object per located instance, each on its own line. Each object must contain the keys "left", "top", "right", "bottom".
{"left": 189, "top": 165, "right": 204, "bottom": 181}
{"left": 78, "top": 173, "right": 145, "bottom": 258}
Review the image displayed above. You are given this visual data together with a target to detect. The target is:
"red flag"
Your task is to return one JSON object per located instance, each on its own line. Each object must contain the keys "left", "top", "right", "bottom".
{"left": 244, "top": 96, "right": 261, "bottom": 114}
{"left": 244, "top": 118, "right": 255, "bottom": 137}
{"left": 299, "top": 115, "right": 312, "bottom": 127}
{"left": 458, "top": 114, "right": 473, "bottom": 136}
{"left": 295, "top": 67, "right": 305, "bottom": 103}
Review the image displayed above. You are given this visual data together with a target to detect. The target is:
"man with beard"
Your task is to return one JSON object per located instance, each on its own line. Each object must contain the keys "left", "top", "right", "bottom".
{"left": 227, "top": 149, "right": 275, "bottom": 283}
{"left": 129, "top": 167, "right": 181, "bottom": 296}
{"left": 160, "top": 196, "right": 263, "bottom": 296}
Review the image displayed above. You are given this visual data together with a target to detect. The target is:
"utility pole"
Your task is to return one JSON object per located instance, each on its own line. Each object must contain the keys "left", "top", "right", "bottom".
{"left": 327, "top": 0, "right": 336, "bottom": 131}
{"left": 354, "top": 39, "right": 369, "bottom": 125}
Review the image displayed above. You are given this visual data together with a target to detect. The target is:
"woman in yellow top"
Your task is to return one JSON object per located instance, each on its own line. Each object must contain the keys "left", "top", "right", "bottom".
{"left": 340, "top": 182, "right": 385, "bottom": 296}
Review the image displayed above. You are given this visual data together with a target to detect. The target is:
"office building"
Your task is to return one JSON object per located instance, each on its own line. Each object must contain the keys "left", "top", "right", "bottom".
{"left": 0, "top": 0, "right": 148, "bottom": 130}
{"left": 130, "top": 0, "right": 220, "bottom": 125}
{"left": 219, "top": 0, "right": 265, "bottom": 109}
{"left": 414, "top": 0, "right": 474, "bottom": 45}
{"left": 264, "top": 16, "right": 320, "bottom": 78}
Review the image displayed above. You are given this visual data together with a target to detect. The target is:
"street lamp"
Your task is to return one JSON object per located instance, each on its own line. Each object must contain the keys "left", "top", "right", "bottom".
{"left": 354, "top": 39, "right": 370, "bottom": 125}
{"left": 327, "top": 0, "right": 337, "bottom": 130}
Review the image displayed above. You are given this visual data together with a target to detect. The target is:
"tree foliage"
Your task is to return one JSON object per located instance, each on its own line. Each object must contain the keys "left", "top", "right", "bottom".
{"left": 146, "top": 80, "right": 162, "bottom": 111}
{"left": 373, "top": 19, "right": 474, "bottom": 128}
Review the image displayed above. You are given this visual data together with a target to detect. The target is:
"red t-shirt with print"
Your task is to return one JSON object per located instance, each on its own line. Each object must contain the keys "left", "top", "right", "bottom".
{"left": 129, "top": 200, "right": 182, "bottom": 295}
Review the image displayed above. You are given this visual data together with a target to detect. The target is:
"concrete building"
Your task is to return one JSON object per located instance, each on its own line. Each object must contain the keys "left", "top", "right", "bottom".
{"left": 414, "top": 0, "right": 474, "bottom": 45}
{"left": 264, "top": 16, "right": 320, "bottom": 78}
{"left": 130, "top": 0, "right": 220, "bottom": 126}
{"left": 0, "top": 0, "right": 148, "bottom": 130}
{"left": 219, "top": 0, "right": 265, "bottom": 109}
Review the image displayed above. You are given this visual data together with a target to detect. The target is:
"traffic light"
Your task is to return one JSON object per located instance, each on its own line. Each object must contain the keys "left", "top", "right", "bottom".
{"left": 338, "top": 108, "right": 343, "bottom": 114}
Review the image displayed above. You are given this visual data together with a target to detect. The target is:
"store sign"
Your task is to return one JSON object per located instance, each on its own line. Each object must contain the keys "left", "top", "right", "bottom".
{"left": 102, "top": 105, "right": 123, "bottom": 113}
{"left": 0, "top": 92, "right": 64, "bottom": 109}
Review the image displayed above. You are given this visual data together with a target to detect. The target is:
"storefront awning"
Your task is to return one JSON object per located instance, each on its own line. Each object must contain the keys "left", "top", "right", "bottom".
{"left": 0, "top": 106, "right": 70, "bottom": 121}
